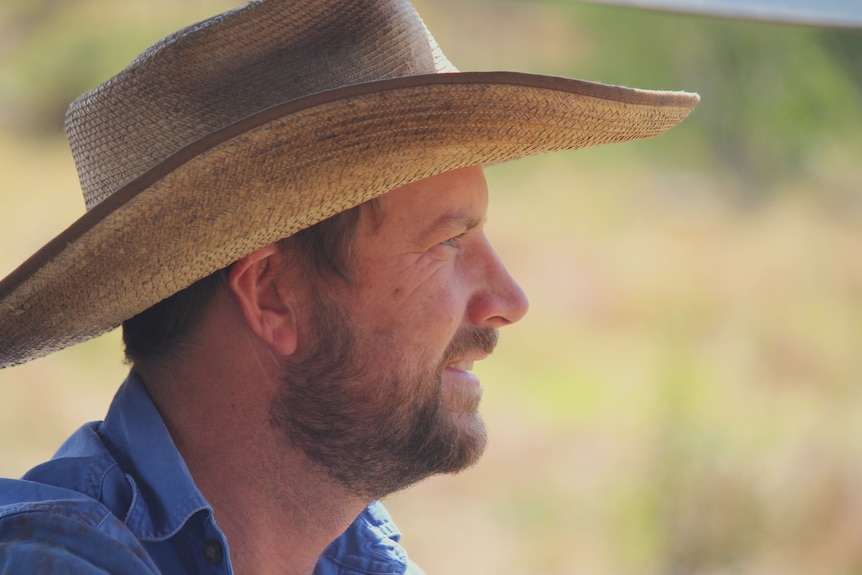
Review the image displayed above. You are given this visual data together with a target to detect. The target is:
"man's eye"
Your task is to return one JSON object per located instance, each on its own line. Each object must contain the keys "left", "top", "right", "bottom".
{"left": 441, "top": 232, "right": 467, "bottom": 248}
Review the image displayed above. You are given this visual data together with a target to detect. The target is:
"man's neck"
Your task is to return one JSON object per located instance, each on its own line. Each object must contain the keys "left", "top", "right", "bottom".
{"left": 139, "top": 360, "right": 369, "bottom": 575}
{"left": 189, "top": 440, "right": 368, "bottom": 575}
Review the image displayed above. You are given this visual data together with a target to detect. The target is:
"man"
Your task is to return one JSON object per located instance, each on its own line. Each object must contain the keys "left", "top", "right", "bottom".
{"left": 0, "top": 0, "right": 698, "bottom": 572}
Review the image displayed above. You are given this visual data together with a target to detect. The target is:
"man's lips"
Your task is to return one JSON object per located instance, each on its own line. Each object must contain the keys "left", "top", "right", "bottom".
{"left": 447, "top": 360, "right": 475, "bottom": 372}
{"left": 446, "top": 352, "right": 490, "bottom": 371}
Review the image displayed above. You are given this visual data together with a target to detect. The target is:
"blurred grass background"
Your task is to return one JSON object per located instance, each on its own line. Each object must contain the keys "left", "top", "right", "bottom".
{"left": 1, "top": 0, "right": 862, "bottom": 573}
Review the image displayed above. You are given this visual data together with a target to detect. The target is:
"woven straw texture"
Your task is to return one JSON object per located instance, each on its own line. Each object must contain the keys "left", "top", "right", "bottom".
{"left": 0, "top": 0, "right": 699, "bottom": 368}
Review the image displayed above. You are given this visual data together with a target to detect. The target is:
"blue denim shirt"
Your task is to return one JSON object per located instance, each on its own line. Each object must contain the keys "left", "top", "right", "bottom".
{"left": 0, "top": 373, "right": 424, "bottom": 574}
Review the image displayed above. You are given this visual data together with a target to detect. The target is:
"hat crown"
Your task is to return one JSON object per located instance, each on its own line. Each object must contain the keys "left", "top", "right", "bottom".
{"left": 65, "top": 0, "right": 456, "bottom": 210}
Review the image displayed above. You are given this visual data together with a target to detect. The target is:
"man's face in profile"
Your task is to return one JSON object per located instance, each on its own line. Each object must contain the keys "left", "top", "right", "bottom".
{"left": 270, "top": 166, "right": 530, "bottom": 498}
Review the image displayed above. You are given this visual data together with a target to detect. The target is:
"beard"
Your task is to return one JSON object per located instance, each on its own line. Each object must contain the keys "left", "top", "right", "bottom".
{"left": 269, "top": 292, "right": 498, "bottom": 500}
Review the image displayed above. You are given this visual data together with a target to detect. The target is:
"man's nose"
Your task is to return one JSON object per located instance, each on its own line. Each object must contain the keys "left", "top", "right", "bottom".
{"left": 466, "top": 238, "right": 530, "bottom": 329}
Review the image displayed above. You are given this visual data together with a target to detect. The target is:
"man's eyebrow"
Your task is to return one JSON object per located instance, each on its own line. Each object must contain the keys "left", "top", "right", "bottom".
{"left": 418, "top": 211, "right": 483, "bottom": 242}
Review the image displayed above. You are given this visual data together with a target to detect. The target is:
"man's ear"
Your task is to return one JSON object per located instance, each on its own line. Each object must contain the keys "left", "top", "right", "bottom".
{"left": 227, "top": 243, "right": 298, "bottom": 357}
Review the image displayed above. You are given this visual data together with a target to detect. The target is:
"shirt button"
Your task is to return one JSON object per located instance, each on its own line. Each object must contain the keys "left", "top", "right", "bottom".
{"left": 202, "top": 539, "right": 224, "bottom": 565}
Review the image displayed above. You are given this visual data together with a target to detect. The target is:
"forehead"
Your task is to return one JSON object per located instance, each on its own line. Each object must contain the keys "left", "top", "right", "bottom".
{"left": 366, "top": 166, "right": 489, "bottom": 236}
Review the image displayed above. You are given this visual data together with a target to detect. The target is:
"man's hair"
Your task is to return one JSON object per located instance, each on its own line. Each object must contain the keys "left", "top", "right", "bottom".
{"left": 122, "top": 204, "right": 364, "bottom": 368}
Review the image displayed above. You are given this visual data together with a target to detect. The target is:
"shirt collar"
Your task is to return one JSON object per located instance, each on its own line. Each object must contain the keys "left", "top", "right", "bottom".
{"left": 98, "top": 371, "right": 211, "bottom": 541}
{"left": 317, "top": 500, "right": 410, "bottom": 575}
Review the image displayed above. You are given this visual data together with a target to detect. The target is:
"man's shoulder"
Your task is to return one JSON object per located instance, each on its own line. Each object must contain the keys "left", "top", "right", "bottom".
{"left": 10, "top": 420, "right": 136, "bottom": 519}
{"left": 0, "top": 418, "right": 147, "bottom": 572}
{"left": 0, "top": 475, "right": 120, "bottom": 534}
{"left": 0, "top": 477, "right": 158, "bottom": 574}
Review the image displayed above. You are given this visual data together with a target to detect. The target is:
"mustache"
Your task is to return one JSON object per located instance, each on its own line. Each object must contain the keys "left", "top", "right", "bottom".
{"left": 441, "top": 327, "right": 498, "bottom": 367}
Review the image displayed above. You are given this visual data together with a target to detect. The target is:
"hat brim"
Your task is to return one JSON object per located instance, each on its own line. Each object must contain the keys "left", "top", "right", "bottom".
{"left": 0, "top": 71, "right": 699, "bottom": 367}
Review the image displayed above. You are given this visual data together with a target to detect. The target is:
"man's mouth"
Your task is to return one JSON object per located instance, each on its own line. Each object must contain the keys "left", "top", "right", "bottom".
{"left": 447, "top": 360, "right": 475, "bottom": 372}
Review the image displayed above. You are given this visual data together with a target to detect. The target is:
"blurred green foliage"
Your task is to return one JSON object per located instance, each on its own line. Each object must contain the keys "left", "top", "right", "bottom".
{"left": 547, "top": 2, "right": 862, "bottom": 192}
{"left": 0, "top": 0, "right": 237, "bottom": 133}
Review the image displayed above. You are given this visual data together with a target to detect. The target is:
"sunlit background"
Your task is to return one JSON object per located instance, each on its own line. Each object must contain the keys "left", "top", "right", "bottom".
{"left": 1, "top": 1, "right": 861, "bottom": 573}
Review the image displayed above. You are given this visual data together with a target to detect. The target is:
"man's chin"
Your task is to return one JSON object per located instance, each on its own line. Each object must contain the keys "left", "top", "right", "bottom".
{"left": 441, "top": 413, "right": 488, "bottom": 474}
{"left": 441, "top": 376, "right": 484, "bottom": 415}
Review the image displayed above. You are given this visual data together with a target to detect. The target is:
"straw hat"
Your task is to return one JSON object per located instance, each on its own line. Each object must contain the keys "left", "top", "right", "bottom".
{"left": 0, "top": 0, "right": 699, "bottom": 368}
